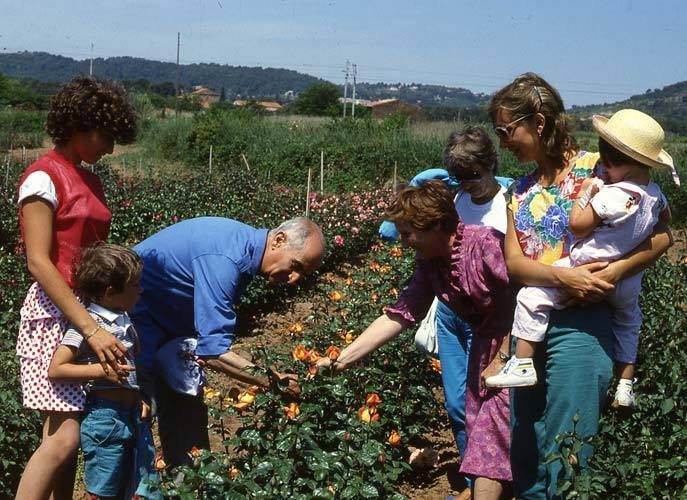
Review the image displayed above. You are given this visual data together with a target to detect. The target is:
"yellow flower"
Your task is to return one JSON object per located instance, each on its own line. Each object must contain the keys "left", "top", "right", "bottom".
{"left": 284, "top": 402, "right": 301, "bottom": 420}
{"left": 203, "top": 386, "right": 221, "bottom": 401}
{"left": 287, "top": 322, "right": 304, "bottom": 335}
{"left": 529, "top": 191, "right": 556, "bottom": 222}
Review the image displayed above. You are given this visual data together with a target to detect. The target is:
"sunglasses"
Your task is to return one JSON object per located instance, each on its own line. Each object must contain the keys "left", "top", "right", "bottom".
{"left": 493, "top": 113, "right": 533, "bottom": 141}
{"left": 449, "top": 167, "right": 482, "bottom": 182}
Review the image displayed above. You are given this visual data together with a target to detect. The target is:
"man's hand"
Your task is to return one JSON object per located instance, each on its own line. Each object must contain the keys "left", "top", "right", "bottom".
{"left": 268, "top": 368, "right": 301, "bottom": 397}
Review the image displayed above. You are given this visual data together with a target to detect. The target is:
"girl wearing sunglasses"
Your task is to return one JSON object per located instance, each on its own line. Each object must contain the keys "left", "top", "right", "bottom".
{"left": 488, "top": 73, "right": 672, "bottom": 498}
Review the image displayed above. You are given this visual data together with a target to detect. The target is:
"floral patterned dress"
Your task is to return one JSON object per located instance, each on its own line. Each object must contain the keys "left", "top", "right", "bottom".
{"left": 509, "top": 151, "right": 601, "bottom": 264}
{"left": 387, "top": 223, "right": 515, "bottom": 482}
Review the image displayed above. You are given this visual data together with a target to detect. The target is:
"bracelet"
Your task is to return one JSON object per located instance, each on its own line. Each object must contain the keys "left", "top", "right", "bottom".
{"left": 497, "top": 350, "right": 510, "bottom": 362}
{"left": 83, "top": 325, "right": 103, "bottom": 341}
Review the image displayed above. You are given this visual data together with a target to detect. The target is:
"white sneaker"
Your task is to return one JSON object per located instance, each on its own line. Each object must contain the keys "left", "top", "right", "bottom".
{"left": 485, "top": 357, "right": 537, "bottom": 388}
{"left": 612, "top": 379, "right": 636, "bottom": 409}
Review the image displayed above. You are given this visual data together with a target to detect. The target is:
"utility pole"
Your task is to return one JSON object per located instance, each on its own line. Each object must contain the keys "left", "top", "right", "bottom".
{"left": 342, "top": 60, "right": 350, "bottom": 117}
{"left": 351, "top": 63, "right": 357, "bottom": 118}
{"left": 89, "top": 43, "right": 94, "bottom": 76}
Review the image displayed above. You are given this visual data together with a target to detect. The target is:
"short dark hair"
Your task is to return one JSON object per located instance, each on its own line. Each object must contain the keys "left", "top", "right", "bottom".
{"left": 47, "top": 76, "right": 137, "bottom": 146}
{"left": 598, "top": 138, "right": 646, "bottom": 168}
{"left": 73, "top": 243, "right": 142, "bottom": 303}
{"left": 385, "top": 180, "right": 458, "bottom": 233}
{"left": 443, "top": 126, "right": 499, "bottom": 176}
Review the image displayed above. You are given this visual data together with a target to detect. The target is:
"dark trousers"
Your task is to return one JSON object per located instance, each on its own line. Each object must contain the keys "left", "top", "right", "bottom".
{"left": 155, "top": 376, "right": 209, "bottom": 469}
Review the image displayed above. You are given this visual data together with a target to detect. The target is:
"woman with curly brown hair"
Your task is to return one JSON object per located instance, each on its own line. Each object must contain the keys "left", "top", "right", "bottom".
{"left": 15, "top": 76, "right": 137, "bottom": 499}
{"left": 488, "top": 73, "right": 672, "bottom": 498}
{"left": 318, "top": 180, "right": 515, "bottom": 499}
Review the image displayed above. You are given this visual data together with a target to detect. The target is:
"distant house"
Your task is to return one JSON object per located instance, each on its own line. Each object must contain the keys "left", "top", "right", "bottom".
{"left": 190, "top": 86, "right": 220, "bottom": 108}
{"left": 369, "top": 98, "right": 422, "bottom": 120}
{"left": 233, "top": 99, "right": 283, "bottom": 112}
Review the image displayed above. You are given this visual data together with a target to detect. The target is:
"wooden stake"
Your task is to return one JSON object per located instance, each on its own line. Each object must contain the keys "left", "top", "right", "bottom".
{"left": 305, "top": 167, "right": 312, "bottom": 217}
{"left": 393, "top": 161, "right": 398, "bottom": 192}
{"left": 4, "top": 153, "right": 11, "bottom": 194}
{"left": 320, "top": 150, "right": 324, "bottom": 192}
{"left": 241, "top": 153, "right": 251, "bottom": 172}
{"left": 209, "top": 145, "right": 213, "bottom": 175}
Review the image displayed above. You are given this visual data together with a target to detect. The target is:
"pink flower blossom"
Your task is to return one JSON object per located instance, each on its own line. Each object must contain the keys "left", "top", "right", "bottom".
{"left": 334, "top": 235, "right": 345, "bottom": 247}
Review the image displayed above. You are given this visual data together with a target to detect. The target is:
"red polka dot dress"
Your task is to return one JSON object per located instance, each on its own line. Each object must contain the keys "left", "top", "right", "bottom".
{"left": 16, "top": 150, "right": 111, "bottom": 412}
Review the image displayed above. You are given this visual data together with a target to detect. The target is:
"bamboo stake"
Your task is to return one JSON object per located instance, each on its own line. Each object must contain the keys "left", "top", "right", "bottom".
{"left": 241, "top": 153, "right": 251, "bottom": 172}
{"left": 209, "top": 145, "right": 213, "bottom": 175}
{"left": 305, "top": 167, "right": 312, "bottom": 218}
{"left": 393, "top": 161, "right": 398, "bottom": 192}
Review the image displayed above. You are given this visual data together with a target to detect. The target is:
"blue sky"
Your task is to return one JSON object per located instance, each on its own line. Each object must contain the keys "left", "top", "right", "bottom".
{"left": 2, "top": 0, "right": 686, "bottom": 106}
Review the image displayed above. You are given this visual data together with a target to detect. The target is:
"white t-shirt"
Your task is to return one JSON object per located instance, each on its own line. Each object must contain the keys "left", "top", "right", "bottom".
{"left": 571, "top": 180, "right": 667, "bottom": 265}
{"left": 455, "top": 185, "right": 508, "bottom": 234}
{"left": 17, "top": 171, "right": 58, "bottom": 208}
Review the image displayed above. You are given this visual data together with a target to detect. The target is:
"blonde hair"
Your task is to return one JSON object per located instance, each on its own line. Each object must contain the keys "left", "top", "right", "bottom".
{"left": 489, "top": 73, "right": 578, "bottom": 165}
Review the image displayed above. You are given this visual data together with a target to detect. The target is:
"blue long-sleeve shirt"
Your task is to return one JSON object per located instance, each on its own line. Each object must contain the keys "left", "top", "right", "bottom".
{"left": 132, "top": 217, "right": 268, "bottom": 371}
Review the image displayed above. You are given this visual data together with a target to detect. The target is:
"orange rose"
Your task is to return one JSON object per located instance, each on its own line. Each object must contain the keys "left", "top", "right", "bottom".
{"left": 306, "top": 364, "right": 318, "bottom": 380}
{"left": 389, "top": 287, "right": 399, "bottom": 298}
{"left": 388, "top": 430, "right": 402, "bottom": 447}
{"left": 429, "top": 358, "right": 442, "bottom": 375}
{"left": 307, "top": 349, "right": 321, "bottom": 364}
{"left": 288, "top": 322, "right": 304, "bottom": 335}
{"left": 154, "top": 453, "right": 166, "bottom": 471}
{"left": 189, "top": 446, "right": 202, "bottom": 458}
{"left": 329, "top": 290, "right": 343, "bottom": 301}
{"left": 292, "top": 345, "right": 308, "bottom": 361}
{"left": 390, "top": 246, "right": 403, "bottom": 258}
{"left": 365, "top": 392, "right": 382, "bottom": 407}
{"left": 229, "top": 466, "right": 240, "bottom": 480}
{"left": 345, "top": 277, "right": 353, "bottom": 286}
{"left": 325, "top": 345, "right": 341, "bottom": 361}
{"left": 284, "top": 402, "right": 301, "bottom": 420}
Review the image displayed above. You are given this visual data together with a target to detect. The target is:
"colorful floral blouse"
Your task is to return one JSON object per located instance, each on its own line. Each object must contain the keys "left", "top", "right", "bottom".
{"left": 508, "top": 151, "right": 600, "bottom": 264}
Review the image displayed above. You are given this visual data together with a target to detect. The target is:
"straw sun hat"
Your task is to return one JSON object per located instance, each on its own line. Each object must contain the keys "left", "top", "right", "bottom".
{"left": 592, "top": 109, "right": 680, "bottom": 185}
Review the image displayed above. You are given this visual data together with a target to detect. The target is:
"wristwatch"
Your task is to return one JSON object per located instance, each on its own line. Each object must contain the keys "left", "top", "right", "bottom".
{"left": 497, "top": 350, "right": 510, "bottom": 362}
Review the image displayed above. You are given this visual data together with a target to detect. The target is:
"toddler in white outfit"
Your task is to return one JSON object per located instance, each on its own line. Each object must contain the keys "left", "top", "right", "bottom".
{"left": 486, "top": 109, "right": 677, "bottom": 409}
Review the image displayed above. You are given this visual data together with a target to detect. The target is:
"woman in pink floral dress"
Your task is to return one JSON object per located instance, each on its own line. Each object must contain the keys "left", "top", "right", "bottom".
{"left": 318, "top": 180, "right": 514, "bottom": 499}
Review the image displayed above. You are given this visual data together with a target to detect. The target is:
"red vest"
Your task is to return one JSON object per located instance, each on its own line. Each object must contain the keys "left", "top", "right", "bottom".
{"left": 18, "top": 150, "right": 111, "bottom": 286}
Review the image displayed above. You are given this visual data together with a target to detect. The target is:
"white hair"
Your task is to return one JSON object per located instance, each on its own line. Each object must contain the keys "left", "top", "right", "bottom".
{"left": 271, "top": 217, "right": 325, "bottom": 250}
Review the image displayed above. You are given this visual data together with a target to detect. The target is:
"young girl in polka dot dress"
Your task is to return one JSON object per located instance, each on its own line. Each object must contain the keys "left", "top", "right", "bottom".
{"left": 15, "top": 77, "right": 136, "bottom": 499}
